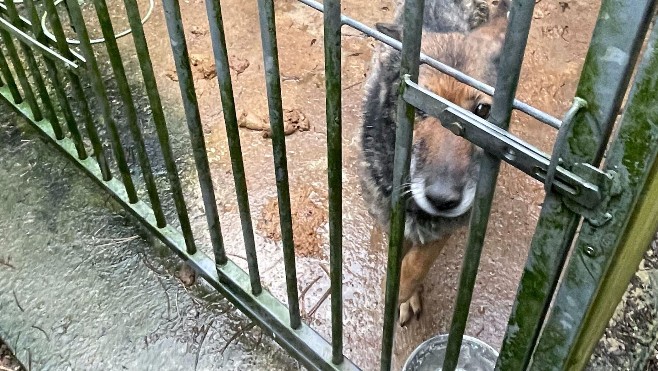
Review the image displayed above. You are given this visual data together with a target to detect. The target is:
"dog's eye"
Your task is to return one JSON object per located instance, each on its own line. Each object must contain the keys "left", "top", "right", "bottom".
{"left": 474, "top": 103, "right": 491, "bottom": 118}
{"left": 415, "top": 108, "right": 428, "bottom": 118}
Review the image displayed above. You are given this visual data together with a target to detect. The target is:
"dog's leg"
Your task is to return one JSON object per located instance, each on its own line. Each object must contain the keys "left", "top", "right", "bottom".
{"left": 398, "top": 238, "right": 449, "bottom": 326}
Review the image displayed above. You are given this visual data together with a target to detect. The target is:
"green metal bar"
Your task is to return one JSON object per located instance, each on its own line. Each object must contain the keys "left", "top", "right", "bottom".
{"left": 0, "top": 43, "right": 22, "bottom": 102}
{"left": 530, "top": 24, "right": 658, "bottom": 371}
{"left": 443, "top": 1, "right": 534, "bottom": 370}
{"left": 91, "top": 0, "right": 166, "bottom": 227}
{"left": 324, "top": 0, "right": 343, "bottom": 364}
{"left": 379, "top": 0, "right": 424, "bottom": 369}
{"left": 64, "top": 0, "right": 138, "bottom": 201}
{"left": 3, "top": 0, "right": 63, "bottom": 140}
{"left": 161, "top": 0, "right": 226, "bottom": 258}
{"left": 255, "top": 0, "right": 301, "bottom": 329}
{"left": 495, "top": 1, "right": 656, "bottom": 369}
{"left": 121, "top": 0, "right": 197, "bottom": 252}
{"left": 23, "top": 0, "right": 85, "bottom": 154}
{"left": 204, "top": 0, "right": 261, "bottom": 293}
{"left": 0, "top": 27, "right": 42, "bottom": 120}
{"left": 0, "top": 84, "right": 361, "bottom": 371}
{"left": 43, "top": 0, "right": 111, "bottom": 179}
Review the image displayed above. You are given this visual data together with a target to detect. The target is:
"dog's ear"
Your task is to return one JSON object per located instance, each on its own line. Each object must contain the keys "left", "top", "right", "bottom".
{"left": 375, "top": 22, "right": 402, "bottom": 41}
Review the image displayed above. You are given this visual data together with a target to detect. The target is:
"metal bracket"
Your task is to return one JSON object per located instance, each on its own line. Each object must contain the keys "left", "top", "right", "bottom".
{"left": 401, "top": 75, "right": 610, "bottom": 210}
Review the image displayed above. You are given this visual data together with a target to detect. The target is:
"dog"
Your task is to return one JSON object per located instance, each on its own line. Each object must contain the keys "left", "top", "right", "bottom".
{"left": 360, "top": 0, "right": 509, "bottom": 325}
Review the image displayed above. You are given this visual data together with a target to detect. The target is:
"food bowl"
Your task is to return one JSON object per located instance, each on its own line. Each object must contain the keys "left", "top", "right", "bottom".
{"left": 402, "top": 334, "right": 499, "bottom": 371}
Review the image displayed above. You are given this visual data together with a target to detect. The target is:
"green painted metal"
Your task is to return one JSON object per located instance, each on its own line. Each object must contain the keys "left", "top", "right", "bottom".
{"left": 495, "top": 1, "right": 657, "bottom": 370}
{"left": 255, "top": 0, "right": 302, "bottom": 330}
{"left": 0, "top": 18, "right": 79, "bottom": 72}
{"left": 204, "top": 0, "right": 261, "bottom": 295}
{"left": 443, "top": 1, "right": 535, "bottom": 369}
{"left": 42, "top": 0, "right": 111, "bottom": 178}
{"left": 161, "top": 0, "right": 227, "bottom": 258}
{"left": 23, "top": 0, "right": 85, "bottom": 155}
{"left": 530, "top": 23, "right": 658, "bottom": 370}
{"left": 0, "top": 84, "right": 360, "bottom": 371}
{"left": 121, "top": 0, "right": 197, "bottom": 253}
{"left": 0, "top": 38, "right": 22, "bottom": 104}
{"left": 65, "top": 0, "right": 140, "bottom": 199}
{"left": 323, "top": 0, "right": 343, "bottom": 364}
{"left": 0, "top": 23, "right": 42, "bottom": 120}
{"left": 379, "top": 0, "right": 424, "bottom": 369}
{"left": 91, "top": 0, "right": 166, "bottom": 228}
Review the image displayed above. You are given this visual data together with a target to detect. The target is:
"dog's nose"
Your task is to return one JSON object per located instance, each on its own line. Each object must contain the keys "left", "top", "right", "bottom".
{"left": 425, "top": 184, "right": 462, "bottom": 211}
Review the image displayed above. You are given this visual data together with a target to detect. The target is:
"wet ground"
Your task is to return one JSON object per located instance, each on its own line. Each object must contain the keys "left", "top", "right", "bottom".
{"left": 0, "top": 112, "right": 299, "bottom": 370}
{"left": 3, "top": 0, "right": 605, "bottom": 369}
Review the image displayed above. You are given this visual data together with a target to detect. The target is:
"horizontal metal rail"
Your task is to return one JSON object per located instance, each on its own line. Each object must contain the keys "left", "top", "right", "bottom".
{"left": 0, "top": 2, "right": 85, "bottom": 62}
{"left": 402, "top": 77, "right": 605, "bottom": 209}
{"left": 295, "top": 0, "right": 562, "bottom": 129}
{"left": 0, "top": 17, "right": 78, "bottom": 70}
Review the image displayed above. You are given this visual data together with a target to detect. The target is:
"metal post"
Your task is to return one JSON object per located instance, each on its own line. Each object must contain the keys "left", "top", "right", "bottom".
{"left": 161, "top": 0, "right": 225, "bottom": 258}
{"left": 496, "top": 0, "right": 656, "bottom": 369}
{"left": 379, "top": 0, "right": 424, "bottom": 369}
{"left": 530, "top": 23, "right": 658, "bottom": 370}
{"left": 204, "top": 0, "right": 261, "bottom": 294}
{"left": 92, "top": 0, "right": 167, "bottom": 227}
{"left": 255, "top": 0, "right": 301, "bottom": 329}
{"left": 43, "top": 0, "right": 111, "bottom": 179}
{"left": 64, "top": 0, "right": 138, "bottom": 202}
{"left": 323, "top": 0, "right": 343, "bottom": 363}
{"left": 442, "top": 1, "right": 535, "bottom": 370}
{"left": 121, "top": 0, "right": 197, "bottom": 253}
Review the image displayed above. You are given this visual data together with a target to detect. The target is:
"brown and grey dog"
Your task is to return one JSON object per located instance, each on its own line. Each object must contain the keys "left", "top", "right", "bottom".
{"left": 360, "top": 0, "right": 509, "bottom": 325}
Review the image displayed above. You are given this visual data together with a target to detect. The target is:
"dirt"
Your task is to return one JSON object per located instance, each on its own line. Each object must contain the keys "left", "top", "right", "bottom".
{"left": 0, "top": 340, "right": 25, "bottom": 371}
{"left": 257, "top": 184, "right": 327, "bottom": 258}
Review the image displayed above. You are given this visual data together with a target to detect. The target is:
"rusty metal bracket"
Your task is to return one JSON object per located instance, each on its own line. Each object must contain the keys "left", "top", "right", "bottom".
{"left": 401, "top": 75, "right": 612, "bottom": 210}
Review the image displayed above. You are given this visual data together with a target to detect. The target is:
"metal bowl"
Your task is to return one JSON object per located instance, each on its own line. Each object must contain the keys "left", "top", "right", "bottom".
{"left": 402, "top": 334, "right": 499, "bottom": 371}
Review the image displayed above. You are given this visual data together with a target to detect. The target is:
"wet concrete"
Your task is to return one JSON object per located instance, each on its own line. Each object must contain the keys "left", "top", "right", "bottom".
{"left": 0, "top": 111, "right": 299, "bottom": 370}
{"left": 1, "top": 0, "right": 603, "bottom": 369}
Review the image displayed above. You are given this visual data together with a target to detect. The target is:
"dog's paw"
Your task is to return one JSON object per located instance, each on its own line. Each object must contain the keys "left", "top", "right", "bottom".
{"left": 399, "top": 289, "right": 422, "bottom": 327}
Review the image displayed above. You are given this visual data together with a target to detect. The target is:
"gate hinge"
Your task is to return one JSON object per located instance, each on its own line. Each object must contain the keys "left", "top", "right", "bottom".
{"left": 401, "top": 75, "right": 616, "bottom": 213}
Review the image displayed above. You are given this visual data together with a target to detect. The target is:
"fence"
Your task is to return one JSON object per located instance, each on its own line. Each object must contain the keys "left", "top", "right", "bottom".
{"left": 0, "top": 0, "right": 657, "bottom": 369}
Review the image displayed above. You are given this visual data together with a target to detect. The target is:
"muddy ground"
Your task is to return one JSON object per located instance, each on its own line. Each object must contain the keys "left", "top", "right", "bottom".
{"left": 5, "top": 0, "right": 626, "bottom": 368}
{"left": 44, "top": 0, "right": 606, "bottom": 368}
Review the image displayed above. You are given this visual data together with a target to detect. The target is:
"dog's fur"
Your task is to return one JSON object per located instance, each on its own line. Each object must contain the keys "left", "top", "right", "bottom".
{"left": 360, "top": 0, "right": 509, "bottom": 325}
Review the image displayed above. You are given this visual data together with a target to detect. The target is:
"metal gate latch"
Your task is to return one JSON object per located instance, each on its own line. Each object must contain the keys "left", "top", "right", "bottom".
{"left": 401, "top": 75, "right": 618, "bottom": 213}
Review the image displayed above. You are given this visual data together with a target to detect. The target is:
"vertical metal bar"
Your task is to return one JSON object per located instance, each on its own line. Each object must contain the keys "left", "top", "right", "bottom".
{"left": 379, "top": 0, "right": 424, "bottom": 369}
{"left": 91, "top": 0, "right": 166, "bottom": 227}
{"left": 161, "top": 0, "right": 226, "bottom": 258}
{"left": 324, "top": 0, "right": 343, "bottom": 364}
{"left": 255, "top": 0, "right": 301, "bottom": 329}
{"left": 64, "top": 0, "right": 138, "bottom": 201}
{"left": 23, "top": 0, "right": 85, "bottom": 154}
{"left": 204, "top": 0, "right": 261, "bottom": 293}
{"left": 43, "top": 0, "right": 111, "bottom": 179}
{"left": 495, "top": 1, "right": 656, "bottom": 369}
{"left": 4, "top": 0, "right": 62, "bottom": 137}
{"left": 121, "top": 0, "right": 197, "bottom": 252}
{"left": 0, "top": 44, "right": 22, "bottom": 103}
{"left": 529, "top": 24, "right": 658, "bottom": 371}
{"left": 443, "top": 1, "right": 535, "bottom": 370}
{"left": 0, "top": 28, "right": 42, "bottom": 120}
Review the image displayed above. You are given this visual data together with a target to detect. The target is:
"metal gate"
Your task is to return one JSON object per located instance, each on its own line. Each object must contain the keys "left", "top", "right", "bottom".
{"left": 1, "top": 0, "right": 657, "bottom": 369}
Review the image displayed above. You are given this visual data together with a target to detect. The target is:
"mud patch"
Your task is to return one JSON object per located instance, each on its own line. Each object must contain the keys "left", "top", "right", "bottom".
{"left": 238, "top": 108, "right": 311, "bottom": 138}
{"left": 257, "top": 184, "right": 327, "bottom": 258}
